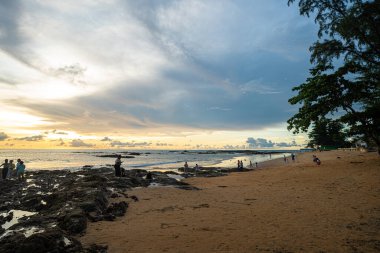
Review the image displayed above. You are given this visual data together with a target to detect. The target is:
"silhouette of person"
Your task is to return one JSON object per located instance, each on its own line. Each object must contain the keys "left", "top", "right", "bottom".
{"left": 1, "top": 159, "right": 9, "bottom": 180}
{"left": 114, "top": 155, "right": 122, "bottom": 177}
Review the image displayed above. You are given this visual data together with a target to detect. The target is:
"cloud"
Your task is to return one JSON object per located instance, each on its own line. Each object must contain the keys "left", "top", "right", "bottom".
{"left": 15, "top": 135, "right": 44, "bottom": 141}
{"left": 0, "top": 132, "right": 9, "bottom": 141}
{"left": 223, "top": 144, "right": 245, "bottom": 149}
{"left": 0, "top": 0, "right": 318, "bottom": 136}
{"left": 44, "top": 129, "right": 69, "bottom": 135}
{"left": 110, "top": 141, "right": 152, "bottom": 148}
{"left": 246, "top": 138, "right": 299, "bottom": 148}
{"left": 50, "top": 63, "right": 87, "bottom": 85}
{"left": 246, "top": 137, "right": 274, "bottom": 148}
{"left": 155, "top": 142, "right": 173, "bottom": 146}
{"left": 101, "top": 137, "right": 112, "bottom": 141}
{"left": 55, "top": 131, "right": 68, "bottom": 135}
{"left": 276, "top": 140, "right": 299, "bottom": 147}
{"left": 70, "top": 139, "right": 95, "bottom": 147}
{"left": 58, "top": 138, "right": 65, "bottom": 146}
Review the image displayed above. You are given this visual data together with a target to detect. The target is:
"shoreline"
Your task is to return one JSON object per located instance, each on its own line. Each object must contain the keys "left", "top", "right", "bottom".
{"left": 80, "top": 150, "right": 380, "bottom": 253}
{"left": 0, "top": 149, "right": 294, "bottom": 172}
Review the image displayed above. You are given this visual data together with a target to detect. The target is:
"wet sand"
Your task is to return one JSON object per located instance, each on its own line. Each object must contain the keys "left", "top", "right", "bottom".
{"left": 80, "top": 150, "right": 380, "bottom": 252}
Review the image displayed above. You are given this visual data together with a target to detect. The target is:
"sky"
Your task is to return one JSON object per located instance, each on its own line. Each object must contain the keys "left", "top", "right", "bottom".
{"left": 0, "top": 0, "right": 318, "bottom": 149}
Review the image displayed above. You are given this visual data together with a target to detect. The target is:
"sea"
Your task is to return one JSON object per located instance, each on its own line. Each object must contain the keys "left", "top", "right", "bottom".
{"left": 0, "top": 149, "right": 298, "bottom": 172}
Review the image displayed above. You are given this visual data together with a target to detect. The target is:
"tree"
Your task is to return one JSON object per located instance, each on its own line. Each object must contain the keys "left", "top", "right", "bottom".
{"left": 307, "top": 118, "right": 349, "bottom": 148}
{"left": 287, "top": 0, "right": 380, "bottom": 153}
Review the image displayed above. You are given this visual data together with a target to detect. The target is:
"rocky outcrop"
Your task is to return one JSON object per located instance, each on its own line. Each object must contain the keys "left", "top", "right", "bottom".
{"left": 0, "top": 167, "right": 198, "bottom": 252}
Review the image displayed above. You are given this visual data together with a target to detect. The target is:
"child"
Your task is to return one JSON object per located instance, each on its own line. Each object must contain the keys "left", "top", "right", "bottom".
{"left": 16, "top": 160, "right": 26, "bottom": 180}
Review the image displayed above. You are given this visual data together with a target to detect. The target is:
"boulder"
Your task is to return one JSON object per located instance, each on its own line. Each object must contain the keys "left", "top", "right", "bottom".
{"left": 58, "top": 210, "right": 87, "bottom": 234}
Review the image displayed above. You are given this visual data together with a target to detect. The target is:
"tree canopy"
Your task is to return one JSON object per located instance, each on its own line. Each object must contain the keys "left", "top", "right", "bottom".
{"left": 307, "top": 118, "right": 349, "bottom": 148}
{"left": 287, "top": 0, "right": 380, "bottom": 151}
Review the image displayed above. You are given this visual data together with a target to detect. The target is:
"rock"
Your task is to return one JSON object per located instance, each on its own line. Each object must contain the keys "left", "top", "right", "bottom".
{"left": 95, "top": 154, "right": 135, "bottom": 158}
{"left": 106, "top": 201, "right": 128, "bottom": 217}
{"left": 58, "top": 210, "right": 87, "bottom": 234}
{"left": 79, "top": 201, "right": 98, "bottom": 213}
{"left": 110, "top": 193, "right": 119, "bottom": 198}
{"left": 130, "top": 195, "right": 139, "bottom": 202}
{"left": 102, "top": 214, "right": 116, "bottom": 221}
{"left": 0, "top": 165, "right": 205, "bottom": 251}
{"left": 21, "top": 195, "right": 46, "bottom": 211}
{"left": 4, "top": 230, "right": 82, "bottom": 253}
{"left": 146, "top": 172, "right": 153, "bottom": 180}
{"left": 0, "top": 232, "right": 26, "bottom": 253}
{"left": 128, "top": 152, "right": 141, "bottom": 156}
{"left": 84, "top": 244, "right": 108, "bottom": 253}
{"left": 83, "top": 174, "right": 108, "bottom": 183}
{"left": 0, "top": 212, "right": 13, "bottom": 226}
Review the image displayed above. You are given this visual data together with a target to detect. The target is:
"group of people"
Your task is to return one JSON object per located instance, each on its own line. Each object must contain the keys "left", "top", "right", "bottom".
{"left": 249, "top": 160, "right": 258, "bottom": 168}
{"left": 183, "top": 162, "right": 199, "bottom": 172}
{"left": 237, "top": 160, "right": 244, "bottom": 170}
{"left": 283, "top": 153, "right": 297, "bottom": 163}
{"left": 0, "top": 158, "right": 26, "bottom": 181}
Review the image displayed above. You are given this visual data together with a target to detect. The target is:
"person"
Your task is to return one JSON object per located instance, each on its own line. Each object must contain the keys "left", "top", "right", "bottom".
{"left": 249, "top": 160, "right": 253, "bottom": 169}
{"left": 1, "top": 159, "right": 9, "bottom": 180}
{"left": 114, "top": 155, "right": 122, "bottom": 177}
{"left": 283, "top": 155, "right": 286, "bottom": 163}
{"left": 316, "top": 158, "right": 321, "bottom": 165}
{"left": 184, "top": 161, "right": 189, "bottom": 172}
{"left": 8, "top": 160, "right": 15, "bottom": 179}
{"left": 237, "top": 160, "right": 241, "bottom": 169}
{"left": 16, "top": 160, "right": 25, "bottom": 181}
{"left": 291, "top": 153, "right": 296, "bottom": 162}
{"left": 240, "top": 160, "right": 244, "bottom": 169}
{"left": 255, "top": 162, "right": 258, "bottom": 168}
{"left": 194, "top": 164, "right": 199, "bottom": 175}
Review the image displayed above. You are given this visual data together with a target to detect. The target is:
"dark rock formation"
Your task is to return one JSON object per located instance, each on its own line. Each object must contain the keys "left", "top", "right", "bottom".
{"left": 0, "top": 166, "right": 199, "bottom": 252}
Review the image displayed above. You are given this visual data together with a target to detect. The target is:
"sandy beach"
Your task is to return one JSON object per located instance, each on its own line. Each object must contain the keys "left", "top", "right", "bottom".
{"left": 80, "top": 150, "right": 380, "bottom": 253}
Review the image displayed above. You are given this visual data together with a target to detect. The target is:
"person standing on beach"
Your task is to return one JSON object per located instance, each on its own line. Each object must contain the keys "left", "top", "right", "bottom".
{"left": 291, "top": 153, "right": 296, "bottom": 162}
{"left": 8, "top": 160, "right": 15, "bottom": 179}
{"left": 249, "top": 161, "right": 253, "bottom": 169}
{"left": 237, "top": 160, "right": 240, "bottom": 169}
{"left": 16, "top": 160, "right": 25, "bottom": 181}
{"left": 184, "top": 162, "right": 189, "bottom": 172}
{"left": 1, "top": 159, "right": 9, "bottom": 180}
{"left": 114, "top": 155, "right": 122, "bottom": 177}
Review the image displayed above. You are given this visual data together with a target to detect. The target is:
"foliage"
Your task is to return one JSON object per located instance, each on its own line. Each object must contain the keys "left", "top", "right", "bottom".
{"left": 307, "top": 118, "right": 349, "bottom": 148}
{"left": 287, "top": 0, "right": 380, "bottom": 151}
